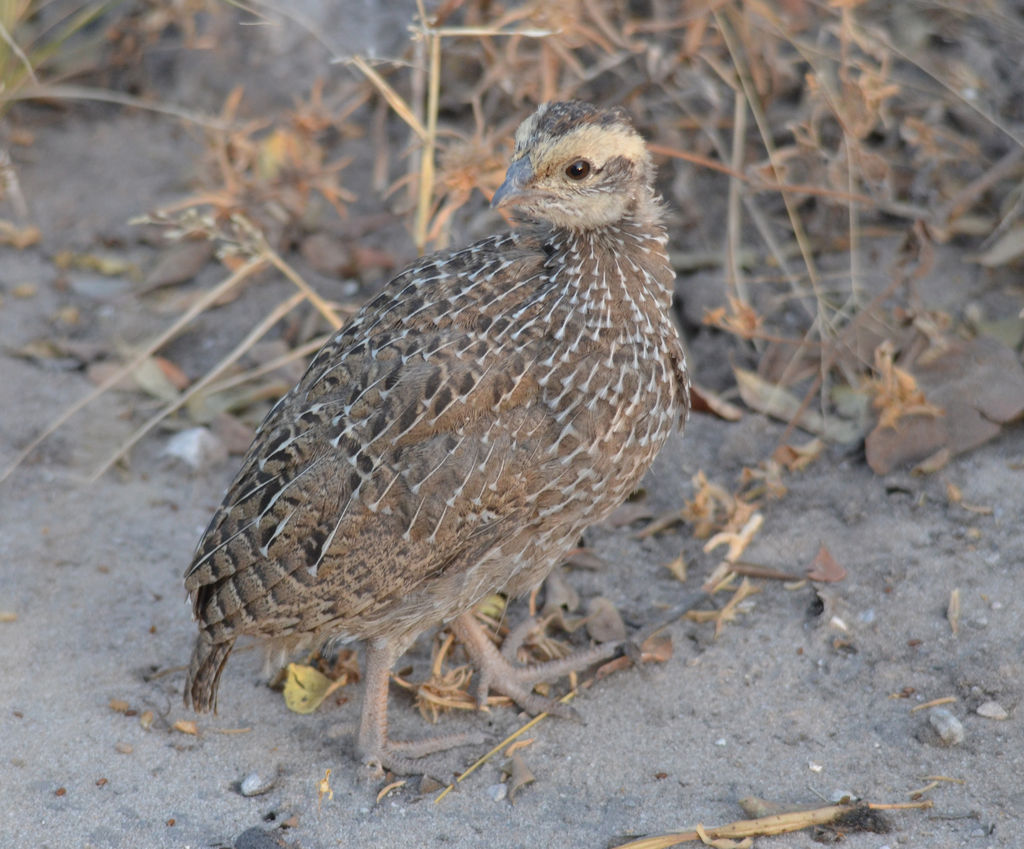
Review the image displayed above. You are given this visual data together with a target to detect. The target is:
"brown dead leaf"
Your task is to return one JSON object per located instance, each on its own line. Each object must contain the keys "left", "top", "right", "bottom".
{"left": 866, "top": 415, "right": 947, "bottom": 474}
{"left": 210, "top": 412, "right": 257, "bottom": 454}
{"left": 640, "top": 632, "right": 673, "bottom": 664}
{"left": 144, "top": 240, "right": 215, "bottom": 290}
{"left": 690, "top": 382, "right": 744, "bottom": 421}
{"left": 911, "top": 447, "right": 952, "bottom": 475}
{"left": 806, "top": 546, "right": 847, "bottom": 583}
{"left": 418, "top": 774, "right": 444, "bottom": 794}
{"left": 153, "top": 356, "right": 190, "bottom": 391}
{"left": 866, "top": 337, "right": 1024, "bottom": 473}
{"left": 504, "top": 754, "right": 535, "bottom": 803}
{"left": 585, "top": 597, "right": 626, "bottom": 643}
{"left": 300, "top": 232, "right": 351, "bottom": 276}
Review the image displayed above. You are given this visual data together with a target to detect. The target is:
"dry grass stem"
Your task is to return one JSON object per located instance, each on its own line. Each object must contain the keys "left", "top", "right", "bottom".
{"left": 0, "top": 256, "right": 267, "bottom": 483}
{"left": 609, "top": 799, "right": 930, "bottom": 849}
{"left": 90, "top": 289, "right": 306, "bottom": 481}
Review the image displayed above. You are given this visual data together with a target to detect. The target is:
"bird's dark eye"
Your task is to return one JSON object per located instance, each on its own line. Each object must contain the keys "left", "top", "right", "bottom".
{"left": 565, "top": 159, "right": 591, "bottom": 180}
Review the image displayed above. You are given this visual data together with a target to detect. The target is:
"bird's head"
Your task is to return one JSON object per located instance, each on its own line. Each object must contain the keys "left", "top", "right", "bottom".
{"left": 491, "top": 101, "right": 656, "bottom": 231}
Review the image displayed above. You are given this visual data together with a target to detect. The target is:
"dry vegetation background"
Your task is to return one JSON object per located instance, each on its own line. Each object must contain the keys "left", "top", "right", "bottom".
{"left": 4, "top": 0, "right": 1023, "bottom": 484}
{"left": 1, "top": 1, "right": 1023, "bottom": 845}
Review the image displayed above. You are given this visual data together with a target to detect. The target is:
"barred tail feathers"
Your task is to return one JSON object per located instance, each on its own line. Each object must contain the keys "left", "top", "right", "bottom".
{"left": 184, "top": 633, "right": 235, "bottom": 713}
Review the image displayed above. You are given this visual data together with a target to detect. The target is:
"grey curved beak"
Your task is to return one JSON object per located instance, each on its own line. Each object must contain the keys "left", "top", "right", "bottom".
{"left": 491, "top": 156, "right": 534, "bottom": 209}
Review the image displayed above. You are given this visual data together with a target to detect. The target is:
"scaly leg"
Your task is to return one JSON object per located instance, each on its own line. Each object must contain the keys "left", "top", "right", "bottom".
{"left": 451, "top": 612, "right": 620, "bottom": 720}
{"left": 356, "top": 636, "right": 484, "bottom": 777}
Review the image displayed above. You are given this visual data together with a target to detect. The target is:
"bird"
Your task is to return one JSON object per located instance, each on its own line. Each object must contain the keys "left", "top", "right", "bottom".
{"left": 184, "top": 100, "right": 690, "bottom": 776}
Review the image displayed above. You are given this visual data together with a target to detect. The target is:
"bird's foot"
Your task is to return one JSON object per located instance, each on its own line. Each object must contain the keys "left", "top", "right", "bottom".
{"left": 451, "top": 612, "right": 620, "bottom": 719}
{"left": 358, "top": 728, "right": 487, "bottom": 779}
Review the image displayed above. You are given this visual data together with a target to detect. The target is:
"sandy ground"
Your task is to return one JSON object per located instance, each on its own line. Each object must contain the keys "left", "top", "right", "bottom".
{"left": 2, "top": 18, "right": 1023, "bottom": 849}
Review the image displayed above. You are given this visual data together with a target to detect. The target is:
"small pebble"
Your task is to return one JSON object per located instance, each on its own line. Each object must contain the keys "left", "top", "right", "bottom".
{"left": 240, "top": 772, "right": 276, "bottom": 797}
{"left": 929, "top": 707, "right": 965, "bottom": 745}
{"left": 976, "top": 701, "right": 1008, "bottom": 720}
{"left": 714, "top": 738, "right": 727, "bottom": 747}
{"left": 829, "top": 789, "right": 858, "bottom": 803}
{"left": 486, "top": 783, "right": 507, "bottom": 802}
{"left": 163, "top": 427, "right": 227, "bottom": 470}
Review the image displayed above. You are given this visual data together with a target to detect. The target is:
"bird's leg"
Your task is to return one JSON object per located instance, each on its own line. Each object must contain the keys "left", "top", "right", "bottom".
{"left": 451, "top": 612, "right": 620, "bottom": 720}
{"left": 356, "top": 637, "right": 484, "bottom": 777}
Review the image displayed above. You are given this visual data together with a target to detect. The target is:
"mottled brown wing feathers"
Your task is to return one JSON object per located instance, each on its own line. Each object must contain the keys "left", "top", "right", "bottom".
{"left": 185, "top": 235, "right": 555, "bottom": 637}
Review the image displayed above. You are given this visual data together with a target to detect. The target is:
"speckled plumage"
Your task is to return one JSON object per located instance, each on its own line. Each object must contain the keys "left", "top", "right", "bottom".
{"left": 184, "top": 100, "right": 690, "bottom": 773}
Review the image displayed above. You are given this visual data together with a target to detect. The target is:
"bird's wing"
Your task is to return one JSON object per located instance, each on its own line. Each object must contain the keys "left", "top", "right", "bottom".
{"left": 185, "top": 234, "right": 579, "bottom": 636}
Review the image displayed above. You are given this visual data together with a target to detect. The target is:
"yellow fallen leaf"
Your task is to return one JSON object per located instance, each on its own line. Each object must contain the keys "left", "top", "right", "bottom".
{"left": 283, "top": 662, "right": 345, "bottom": 714}
{"left": 475, "top": 593, "right": 507, "bottom": 621}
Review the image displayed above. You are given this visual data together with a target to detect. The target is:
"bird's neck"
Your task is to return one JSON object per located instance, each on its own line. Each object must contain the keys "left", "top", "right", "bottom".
{"left": 549, "top": 208, "right": 674, "bottom": 314}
